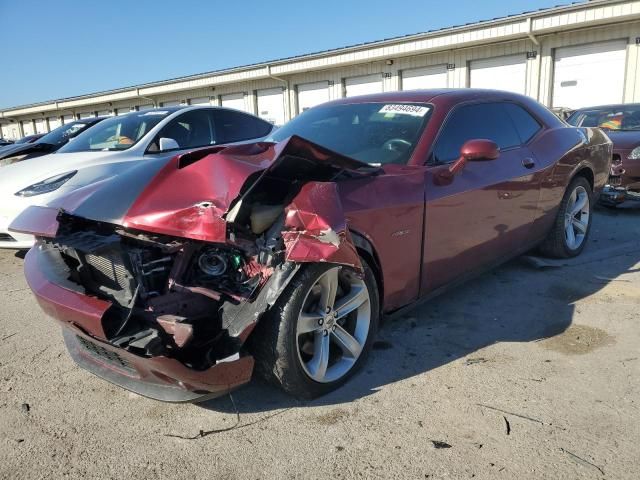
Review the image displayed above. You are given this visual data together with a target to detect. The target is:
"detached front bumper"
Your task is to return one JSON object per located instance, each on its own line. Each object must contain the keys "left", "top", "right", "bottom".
{"left": 24, "top": 246, "right": 254, "bottom": 403}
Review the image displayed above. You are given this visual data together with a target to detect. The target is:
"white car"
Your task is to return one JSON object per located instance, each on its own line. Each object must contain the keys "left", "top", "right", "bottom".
{"left": 0, "top": 106, "right": 275, "bottom": 248}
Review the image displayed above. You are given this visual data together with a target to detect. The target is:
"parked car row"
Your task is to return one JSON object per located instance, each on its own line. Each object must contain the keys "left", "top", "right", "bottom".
{"left": 0, "top": 118, "right": 104, "bottom": 168}
{"left": 3, "top": 90, "right": 615, "bottom": 402}
{"left": 565, "top": 103, "right": 640, "bottom": 205}
{"left": 0, "top": 106, "right": 275, "bottom": 248}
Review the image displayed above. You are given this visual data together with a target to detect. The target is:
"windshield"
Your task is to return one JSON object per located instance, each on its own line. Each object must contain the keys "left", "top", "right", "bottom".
{"left": 567, "top": 105, "right": 640, "bottom": 131}
{"left": 267, "top": 102, "right": 432, "bottom": 165}
{"left": 58, "top": 110, "right": 170, "bottom": 153}
{"left": 38, "top": 121, "right": 94, "bottom": 146}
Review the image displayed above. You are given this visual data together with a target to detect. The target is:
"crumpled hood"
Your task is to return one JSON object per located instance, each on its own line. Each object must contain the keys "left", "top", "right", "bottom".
{"left": 11, "top": 135, "right": 371, "bottom": 273}
{"left": 45, "top": 135, "right": 373, "bottom": 242}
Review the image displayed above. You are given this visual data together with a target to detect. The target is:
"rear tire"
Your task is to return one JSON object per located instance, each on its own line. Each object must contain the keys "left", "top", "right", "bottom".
{"left": 540, "top": 176, "right": 593, "bottom": 258}
{"left": 250, "top": 260, "right": 379, "bottom": 399}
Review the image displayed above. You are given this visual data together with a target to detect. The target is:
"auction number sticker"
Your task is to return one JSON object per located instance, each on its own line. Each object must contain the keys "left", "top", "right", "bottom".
{"left": 379, "top": 104, "right": 430, "bottom": 117}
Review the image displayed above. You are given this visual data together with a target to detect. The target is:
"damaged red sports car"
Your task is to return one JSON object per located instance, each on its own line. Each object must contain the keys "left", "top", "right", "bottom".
{"left": 11, "top": 90, "right": 611, "bottom": 402}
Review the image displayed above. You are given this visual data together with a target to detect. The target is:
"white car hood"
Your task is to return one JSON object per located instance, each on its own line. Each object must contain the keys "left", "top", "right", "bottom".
{"left": 0, "top": 151, "right": 121, "bottom": 192}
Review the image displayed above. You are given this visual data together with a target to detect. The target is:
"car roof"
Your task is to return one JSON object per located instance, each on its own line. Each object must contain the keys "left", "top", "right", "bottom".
{"left": 120, "top": 105, "right": 237, "bottom": 117}
{"left": 323, "top": 88, "right": 536, "bottom": 106}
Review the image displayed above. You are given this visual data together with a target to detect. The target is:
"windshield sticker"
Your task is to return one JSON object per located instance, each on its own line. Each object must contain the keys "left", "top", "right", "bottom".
{"left": 142, "top": 111, "right": 169, "bottom": 116}
{"left": 379, "top": 104, "right": 430, "bottom": 117}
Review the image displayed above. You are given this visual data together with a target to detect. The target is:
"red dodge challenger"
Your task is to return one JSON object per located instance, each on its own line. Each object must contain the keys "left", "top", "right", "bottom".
{"left": 11, "top": 90, "right": 611, "bottom": 402}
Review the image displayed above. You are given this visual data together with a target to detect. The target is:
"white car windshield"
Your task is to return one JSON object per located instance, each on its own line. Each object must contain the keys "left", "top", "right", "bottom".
{"left": 58, "top": 111, "right": 170, "bottom": 153}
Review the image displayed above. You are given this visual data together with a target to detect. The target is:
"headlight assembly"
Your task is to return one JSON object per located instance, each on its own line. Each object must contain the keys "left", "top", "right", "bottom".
{"left": 14, "top": 171, "right": 77, "bottom": 197}
{"left": 629, "top": 146, "right": 640, "bottom": 160}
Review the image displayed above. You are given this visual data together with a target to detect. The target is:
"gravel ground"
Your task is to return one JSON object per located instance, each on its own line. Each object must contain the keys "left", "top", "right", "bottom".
{"left": 1, "top": 206, "right": 639, "bottom": 480}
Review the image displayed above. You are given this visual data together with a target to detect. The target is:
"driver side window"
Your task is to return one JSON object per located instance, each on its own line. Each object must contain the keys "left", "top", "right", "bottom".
{"left": 148, "top": 110, "right": 215, "bottom": 153}
{"left": 431, "top": 103, "right": 521, "bottom": 164}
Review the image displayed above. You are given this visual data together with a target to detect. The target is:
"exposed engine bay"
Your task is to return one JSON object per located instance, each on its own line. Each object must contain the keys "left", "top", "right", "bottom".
{"left": 33, "top": 136, "right": 377, "bottom": 373}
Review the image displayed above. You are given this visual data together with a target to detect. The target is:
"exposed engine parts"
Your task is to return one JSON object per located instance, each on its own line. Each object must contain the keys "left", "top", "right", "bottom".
{"left": 42, "top": 206, "right": 292, "bottom": 371}
{"left": 30, "top": 136, "right": 369, "bottom": 375}
{"left": 197, "top": 248, "right": 231, "bottom": 276}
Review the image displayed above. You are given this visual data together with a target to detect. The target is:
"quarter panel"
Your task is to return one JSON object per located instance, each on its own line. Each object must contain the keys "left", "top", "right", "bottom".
{"left": 528, "top": 127, "right": 611, "bottom": 237}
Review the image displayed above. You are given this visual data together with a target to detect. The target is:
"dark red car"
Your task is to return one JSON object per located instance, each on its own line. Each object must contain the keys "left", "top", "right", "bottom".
{"left": 11, "top": 90, "right": 611, "bottom": 402}
{"left": 567, "top": 104, "right": 640, "bottom": 201}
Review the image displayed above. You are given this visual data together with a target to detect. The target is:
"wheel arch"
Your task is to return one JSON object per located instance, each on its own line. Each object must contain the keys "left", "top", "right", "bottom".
{"left": 572, "top": 165, "right": 595, "bottom": 191}
{"left": 349, "top": 230, "right": 384, "bottom": 311}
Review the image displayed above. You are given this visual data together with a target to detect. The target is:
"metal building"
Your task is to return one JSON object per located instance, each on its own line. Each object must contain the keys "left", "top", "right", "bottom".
{"left": 2, "top": 0, "right": 640, "bottom": 139}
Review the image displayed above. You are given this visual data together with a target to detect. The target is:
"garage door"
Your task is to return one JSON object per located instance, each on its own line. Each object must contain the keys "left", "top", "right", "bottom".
{"left": 48, "top": 116, "right": 61, "bottom": 130}
{"left": 257, "top": 88, "right": 286, "bottom": 125}
{"left": 62, "top": 115, "right": 74, "bottom": 124}
{"left": 137, "top": 104, "right": 154, "bottom": 112}
{"left": 470, "top": 55, "right": 527, "bottom": 95}
{"left": 2, "top": 124, "right": 19, "bottom": 140}
{"left": 22, "top": 121, "right": 35, "bottom": 136}
{"left": 116, "top": 107, "right": 133, "bottom": 116}
{"left": 79, "top": 112, "right": 95, "bottom": 119}
{"left": 552, "top": 40, "right": 627, "bottom": 109}
{"left": 402, "top": 65, "right": 448, "bottom": 90}
{"left": 345, "top": 74, "right": 383, "bottom": 97}
{"left": 34, "top": 118, "right": 47, "bottom": 134}
{"left": 297, "top": 81, "right": 330, "bottom": 112}
{"left": 97, "top": 110, "right": 113, "bottom": 117}
{"left": 189, "top": 96, "right": 210, "bottom": 106}
{"left": 161, "top": 100, "right": 181, "bottom": 107}
{"left": 221, "top": 93, "right": 248, "bottom": 112}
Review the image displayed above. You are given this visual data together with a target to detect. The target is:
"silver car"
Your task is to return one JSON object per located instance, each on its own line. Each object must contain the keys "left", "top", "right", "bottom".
{"left": 0, "top": 106, "right": 275, "bottom": 248}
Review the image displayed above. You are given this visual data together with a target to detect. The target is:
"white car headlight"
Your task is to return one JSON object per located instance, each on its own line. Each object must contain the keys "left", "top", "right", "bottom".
{"left": 14, "top": 171, "right": 77, "bottom": 197}
{"left": 629, "top": 146, "right": 640, "bottom": 160}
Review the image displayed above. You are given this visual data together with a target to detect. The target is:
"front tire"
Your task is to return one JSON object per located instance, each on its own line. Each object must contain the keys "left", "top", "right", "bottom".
{"left": 251, "top": 260, "right": 379, "bottom": 399}
{"left": 540, "top": 176, "right": 593, "bottom": 258}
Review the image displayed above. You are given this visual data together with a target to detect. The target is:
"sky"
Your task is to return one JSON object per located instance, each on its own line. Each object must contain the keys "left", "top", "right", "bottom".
{"left": 0, "top": 0, "right": 575, "bottom": 109}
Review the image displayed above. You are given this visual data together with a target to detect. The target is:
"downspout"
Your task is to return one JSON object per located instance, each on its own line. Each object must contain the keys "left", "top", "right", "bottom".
{"left": 526, "top": 17, "right": 543, "bottom": 103}
{"left": 136, "top": 88, "right": 157, "bottom": 108}
{"left": 526, "top": 17, "right": 540, "bottom": 46}
{"left": 266, "top": 65, "right": 292, "bottom": 122}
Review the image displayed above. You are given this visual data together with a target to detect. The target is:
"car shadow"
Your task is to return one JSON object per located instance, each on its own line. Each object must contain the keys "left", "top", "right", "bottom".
{"left": 199, "top": 206, "right": 640, "bottom": 414}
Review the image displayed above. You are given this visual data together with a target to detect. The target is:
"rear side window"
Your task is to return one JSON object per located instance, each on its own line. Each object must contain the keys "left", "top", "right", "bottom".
{"left": 214, "top": 110, "right": 273, "bottom": 144}
{"left": 431, "top": 103, "right": 521, "bottom": 164}
{"left": 148, "top": 110, "right": 215, "bottom": 152}
{"left": 503, "top": 103, "right": 542, "bottom": 143}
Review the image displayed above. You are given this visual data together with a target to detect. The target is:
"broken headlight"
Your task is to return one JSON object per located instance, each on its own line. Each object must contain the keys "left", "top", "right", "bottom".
{"left": 15, "top": 171, "right": 77, "bottom": 197}
{"left": 628, "top": 146, "right": 640, "bottom": 160}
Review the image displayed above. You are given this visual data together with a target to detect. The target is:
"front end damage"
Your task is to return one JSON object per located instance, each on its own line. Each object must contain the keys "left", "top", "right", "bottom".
{"left": 12, "top": 136, "right": 374, "bottom": 402}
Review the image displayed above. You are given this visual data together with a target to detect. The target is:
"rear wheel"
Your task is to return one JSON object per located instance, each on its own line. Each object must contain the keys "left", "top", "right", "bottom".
{"left": 252, "top": 260, "right": 379, "bottom": 399}
{"left": 540, "top": 176, "right": 593, "bottom": 258}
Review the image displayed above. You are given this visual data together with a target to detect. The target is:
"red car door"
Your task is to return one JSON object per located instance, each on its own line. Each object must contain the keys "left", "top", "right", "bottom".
{"left": 420, "top": 102, "right": 543, "bottom": 294}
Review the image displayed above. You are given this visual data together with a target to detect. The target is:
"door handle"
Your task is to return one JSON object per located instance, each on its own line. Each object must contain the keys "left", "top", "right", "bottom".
{"left": 522, "top": 157, "right": 535, "bottom": 169}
